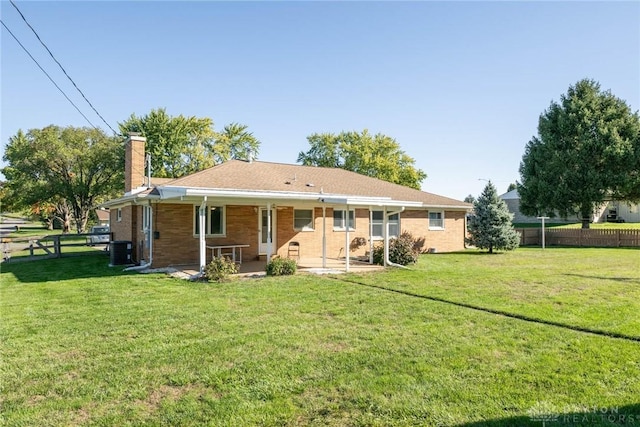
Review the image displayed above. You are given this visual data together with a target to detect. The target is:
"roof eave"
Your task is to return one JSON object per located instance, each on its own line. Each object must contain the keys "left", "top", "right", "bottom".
{"left": 100, "top": 193, "right": 160, "bottom": 209}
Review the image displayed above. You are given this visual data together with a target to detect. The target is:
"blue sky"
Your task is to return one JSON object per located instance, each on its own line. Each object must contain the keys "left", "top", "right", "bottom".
{"left": 1, "top": 1, "right": 639, "bottom": 200}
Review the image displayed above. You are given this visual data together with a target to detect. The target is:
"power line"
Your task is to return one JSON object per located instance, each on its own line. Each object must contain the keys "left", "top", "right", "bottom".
{"left": 0, "top": 19, "right": 99, "bottom": 130}
{"left": 9, "top": 0, "right": 119, "bottom": 135}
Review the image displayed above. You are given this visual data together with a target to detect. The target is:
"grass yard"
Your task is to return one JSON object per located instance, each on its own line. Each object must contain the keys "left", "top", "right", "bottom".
{"left": 1, "top": 248, "right": 639, "bottom": 426}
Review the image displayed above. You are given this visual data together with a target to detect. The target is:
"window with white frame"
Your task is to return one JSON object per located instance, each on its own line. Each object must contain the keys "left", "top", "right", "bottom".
{"left": 193, "top": 205, "right": 226, "bottom": 236}
{"left": 116, "top": 208, "right": 122, "bottom": 222}
{"left": 333, "top": 209, "right": 355, "bottom": 231}
{"left": 294, "top": 209, "right": 314, "bottom": 231}
{"left": 142, "top": 205, "right": 151, "bottom": 231}
{"left": 371, "top": 211, "right": 399, "bottom": 238}
{"left": 429, "top": 211, "right": 444, "bottom": 229}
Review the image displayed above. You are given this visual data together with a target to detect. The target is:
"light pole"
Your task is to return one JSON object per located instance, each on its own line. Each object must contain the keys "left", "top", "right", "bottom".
{"left": 537, "top": 216, "right": 550, "bottom": 249}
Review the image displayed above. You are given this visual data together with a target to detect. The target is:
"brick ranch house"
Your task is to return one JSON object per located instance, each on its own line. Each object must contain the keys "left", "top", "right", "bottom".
{"left": 103, "top": 134, "right": 471, "bottom": 272}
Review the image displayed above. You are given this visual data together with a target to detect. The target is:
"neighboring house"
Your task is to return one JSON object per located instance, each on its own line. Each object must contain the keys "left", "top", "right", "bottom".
{"left": 500, "top": 189, "right": 640, "bottom": 224}
{"left": 599, "top": 201, "right": 640, "bottom": 223}
{"left": 500, "top": 189, "right": 580, "bottom": 224}
{"left": 95, "top": 208, "right": 110, "bottom": 226}
{"left": 103, "top": 135, "right": 472, "bottom": 271}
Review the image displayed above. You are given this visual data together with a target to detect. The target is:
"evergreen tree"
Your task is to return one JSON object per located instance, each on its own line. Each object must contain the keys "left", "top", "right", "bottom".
{"left": 519, "top": 79, "right": 640, "bottom": 229}
{"left": 466, "top": 182, "right": 520, "bottom": 254}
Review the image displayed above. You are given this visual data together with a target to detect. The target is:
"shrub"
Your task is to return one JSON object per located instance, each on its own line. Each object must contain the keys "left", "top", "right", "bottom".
{"left": 266, "top": 256, "right": 297, "bottom": 276}
{"left": 372, "top": 231, "right": 421, "bottom": 266}
{"left": 204, "top": 256, "right": 239, "bottom": 282}
{"left": 349, "top": 236, "right": 367, "bottom": 252}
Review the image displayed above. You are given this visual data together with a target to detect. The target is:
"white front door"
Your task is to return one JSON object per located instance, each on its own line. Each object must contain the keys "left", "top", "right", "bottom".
{"left": 259, "top": 208, "right": 276, "bottom": 254}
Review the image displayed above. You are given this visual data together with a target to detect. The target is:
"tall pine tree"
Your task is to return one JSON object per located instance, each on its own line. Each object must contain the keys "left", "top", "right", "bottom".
{"left": 466, "top": 182, "right": 520, "bottom": 253}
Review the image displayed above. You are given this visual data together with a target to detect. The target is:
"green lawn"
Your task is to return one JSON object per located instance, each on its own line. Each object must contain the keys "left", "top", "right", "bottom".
{"left": 1, "top": 248, "right": 639, "bottom": 426}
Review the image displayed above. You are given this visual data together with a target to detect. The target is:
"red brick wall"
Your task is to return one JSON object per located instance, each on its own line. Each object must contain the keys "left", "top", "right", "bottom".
{"left": 271, "top": 208, "right": 470, "bottom": 258}
{"left": 124, "top": 136, "right": 145, "bottom": 193}
{"left": 141, "top": 203, "right": 467, "bottom": 268}
{"left": 110, "top": 206, "right": 132, "bottom": 243}
{"left": 151, "top": 204, "right": 260, "bottom": 267}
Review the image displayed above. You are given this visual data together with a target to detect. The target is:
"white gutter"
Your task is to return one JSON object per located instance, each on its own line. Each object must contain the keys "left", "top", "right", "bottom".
{"left": 161, "top": 186, "right": 424, "bottom": 207}
{"left": 99, "top": 192, "right": 160, "bottom": 209}
{"left": 147, "top": 201, "right": 153, "bottom": 267}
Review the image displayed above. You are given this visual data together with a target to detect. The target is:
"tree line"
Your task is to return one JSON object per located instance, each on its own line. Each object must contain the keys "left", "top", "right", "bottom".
{"left": 3, "top": 78, "right": 639, "bottom": 237}
{"left": 1, "top": 108, "right": 426, "bottom": 233}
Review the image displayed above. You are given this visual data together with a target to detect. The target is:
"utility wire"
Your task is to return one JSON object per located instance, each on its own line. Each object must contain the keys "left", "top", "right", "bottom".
{"left": 0, "top": 19, "right": 99, "bottom": 130}
{"left": 9, "top": 0, "right": 119, "bottom": 135}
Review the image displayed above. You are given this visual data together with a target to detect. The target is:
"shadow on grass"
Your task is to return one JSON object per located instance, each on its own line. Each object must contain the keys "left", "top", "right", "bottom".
{"left": 334, "top": 277, "right": 640, "bottom": 343}
{"left": 564, "top": 273, "right": 640, "bottom": 285}
{"left": 455, "top": 403, "right": 640, "bottom": 426}
{"left": 0, "top": 254, "right": 133, "bottom": 283}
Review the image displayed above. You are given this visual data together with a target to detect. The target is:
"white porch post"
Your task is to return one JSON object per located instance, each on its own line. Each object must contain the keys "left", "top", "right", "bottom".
{"left": 266, "top": 202, "right": 272, "bottom": 260}
{"left": 369, "top": 208, "right": 373, "bottom": 264}
{"left": 199, "top": 196, "right": 207, "bottom": 273}
{"left": 345, "top": 204, "right": 350, "bottom": 272}
{"left": 322, "top": 206, "right": 327, "bottom": 269}
{"left": 383, "top": 206, "right": 389, "bottom": 267}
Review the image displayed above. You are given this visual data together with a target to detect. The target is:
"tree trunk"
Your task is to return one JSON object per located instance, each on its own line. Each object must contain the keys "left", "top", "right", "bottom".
{"left": 580, "top": 204, "right": 592, "bottom": 229}
{"left": 54, "top": 201, "right": 72, "bottom": 234}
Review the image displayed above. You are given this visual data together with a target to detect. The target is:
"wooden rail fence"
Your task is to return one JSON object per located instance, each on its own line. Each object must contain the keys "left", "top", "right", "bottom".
{"left": 2, "top": 232, "right": 112, "bottom": 262}
{"left": 515, "top": 228, "right": 640, "bottom": 248}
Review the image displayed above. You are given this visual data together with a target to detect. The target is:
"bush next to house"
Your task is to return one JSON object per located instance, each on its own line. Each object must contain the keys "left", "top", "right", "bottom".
{"left": 204, "top": 256, "right": 238, "bottom": 282}
{"left": 266, "top": 257, "right": 297, "bottom": 276}
{"left": 373, "top": 231, "right": 421, "bottom": 266}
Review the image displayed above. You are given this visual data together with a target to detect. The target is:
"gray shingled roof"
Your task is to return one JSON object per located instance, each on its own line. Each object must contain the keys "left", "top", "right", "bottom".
{"left": 161, "top": 160, "right": 469, "bottom": 208}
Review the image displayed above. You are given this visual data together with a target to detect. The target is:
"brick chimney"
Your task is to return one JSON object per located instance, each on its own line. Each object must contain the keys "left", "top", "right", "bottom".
{"left": 124, "top": 133, "right": 146, "bottom": 193}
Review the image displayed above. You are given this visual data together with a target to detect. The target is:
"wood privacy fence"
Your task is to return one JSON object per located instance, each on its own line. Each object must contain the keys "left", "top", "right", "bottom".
{"left": 515, "top": 228, "right": 640, "bottom": 248}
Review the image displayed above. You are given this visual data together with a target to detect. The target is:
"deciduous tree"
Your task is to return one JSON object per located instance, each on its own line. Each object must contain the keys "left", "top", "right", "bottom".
{"left": 297, "top": 130, "right": 426, "bottom": 189}
{"left": 2, "top": 126, "right": 123, "bottom": 233}
{"left": 215, "top": 123, "right": 260, "bottom": 161}
{"left": 119, "top": 109, "right": 261, "bottom": 178}
{"left": 518, "top": 79, "right": 640, "bottom": 228}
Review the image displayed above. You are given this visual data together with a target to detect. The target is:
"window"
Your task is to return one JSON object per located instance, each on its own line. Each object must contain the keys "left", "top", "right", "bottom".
{"left": 371, "top": 211, "right": 399, "bottom": 238}
{"left": 333, "top": 209, "right": 355, "bottom": 231}
{"left": 294, "top": 209, "right": 314, "bottom": 231}
{"left": 116, "top": 208, "right": 122, "bottom": 222}
{"left": 142, "top": 206, "right": 151, "bottom": 231}
{"left": 194, "top": 205, "right": 225, "bottom": 236}
{"left": 429, "top": 211, "right": 444, "bottom": 229}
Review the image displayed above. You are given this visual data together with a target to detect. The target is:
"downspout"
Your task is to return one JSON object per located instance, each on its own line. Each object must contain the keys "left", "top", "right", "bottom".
{"left": 384, "top": 207, "right": 408, "bottom": 269}
{"left": 147, "top": 201, "right": 153, "bottom": 267}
